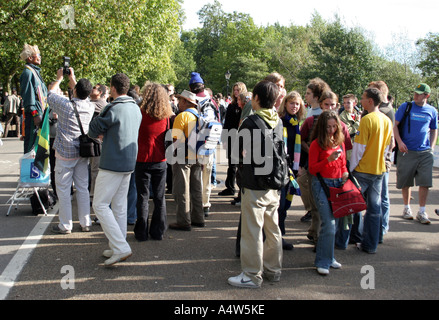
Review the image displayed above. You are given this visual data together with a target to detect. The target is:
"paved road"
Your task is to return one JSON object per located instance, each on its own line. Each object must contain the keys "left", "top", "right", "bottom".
{"left": 1, "top": 136, "right": 438, "bottom": 306}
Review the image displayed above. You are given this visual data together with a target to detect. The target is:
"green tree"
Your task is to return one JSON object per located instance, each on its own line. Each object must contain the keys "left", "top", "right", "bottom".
{"left": 302, "top": 16, "right": 375, "bottom": 97}
{"left": 0, "top": 0, "right": 181, "bottom": 92}
{"left": 417, "top": 33, "right": 439, "bottom": 85}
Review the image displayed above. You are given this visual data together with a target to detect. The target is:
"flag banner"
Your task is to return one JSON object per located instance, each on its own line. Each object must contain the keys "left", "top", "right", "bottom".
{"left": 34, "top": 107, "right": 50, "bottom": 173}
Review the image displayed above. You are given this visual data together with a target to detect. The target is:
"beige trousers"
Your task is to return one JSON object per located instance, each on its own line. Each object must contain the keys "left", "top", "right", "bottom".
{"left": 240, "top": 187, "right": 283, "bottom": 286}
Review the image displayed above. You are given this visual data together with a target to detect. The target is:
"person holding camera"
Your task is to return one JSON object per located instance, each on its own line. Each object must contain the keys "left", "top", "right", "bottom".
{"left": 47, "top": 67, "right": 95, "bottom": 234}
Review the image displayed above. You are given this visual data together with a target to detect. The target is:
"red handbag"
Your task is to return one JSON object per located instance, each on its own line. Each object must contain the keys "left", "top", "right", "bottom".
{"left": 317, "top": 173, "right": 367, "bottom": 218}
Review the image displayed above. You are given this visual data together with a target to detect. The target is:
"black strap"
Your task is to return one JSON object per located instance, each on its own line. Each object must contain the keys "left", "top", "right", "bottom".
{"left": 72, "top": 101, "right": 86, "bottom": 136}
{"left": 72, "top": 99, "right": 125, "bottom": 135}
{"left": 398, "top": 102, "right": 412, "bottom": 136}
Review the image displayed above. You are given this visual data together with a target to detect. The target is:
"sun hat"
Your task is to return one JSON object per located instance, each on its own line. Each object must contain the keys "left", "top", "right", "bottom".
{"left": 176, "top": 90, "right": 198, "bottom": 105}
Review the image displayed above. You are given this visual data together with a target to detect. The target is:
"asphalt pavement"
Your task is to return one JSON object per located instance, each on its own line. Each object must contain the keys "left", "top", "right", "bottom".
{"left": 1, "top": 136, "right": 438, "bottom": 305}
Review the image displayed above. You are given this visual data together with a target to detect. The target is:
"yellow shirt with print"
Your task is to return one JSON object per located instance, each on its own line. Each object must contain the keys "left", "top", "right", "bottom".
{"left": 172, "top": 107, "right": 198, "bottom": 163}
{"left": 354, "top": 111, "right": 392, "bottom": 175}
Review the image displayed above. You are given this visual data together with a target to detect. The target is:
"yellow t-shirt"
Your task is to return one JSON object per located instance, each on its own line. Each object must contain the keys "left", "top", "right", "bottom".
{"left": 172, "top": 107, "right": 198, "bottom": 162}
{"left": 354, "top": 111, "right": 392, "bottom": 175}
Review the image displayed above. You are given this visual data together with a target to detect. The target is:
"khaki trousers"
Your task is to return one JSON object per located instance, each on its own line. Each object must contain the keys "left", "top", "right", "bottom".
{"left": 172, "top": 163, "right": 204, "bottom": 226}
{"left": 240, "top": 187, "right": 282, "bottom": 286}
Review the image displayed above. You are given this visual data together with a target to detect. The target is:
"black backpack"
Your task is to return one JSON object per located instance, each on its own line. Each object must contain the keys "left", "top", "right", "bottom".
{"left": 249, "top": 115, "right": 290, "bottom": 190}
{"left": 30, "top": 188, "right": 56, "bottom": 215}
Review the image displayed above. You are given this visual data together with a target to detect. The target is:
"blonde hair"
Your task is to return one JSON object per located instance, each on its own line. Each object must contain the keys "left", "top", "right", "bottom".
{"left": 278, "top": 91, "right": 307, "bottom": 121}
{"left": 20, "top": 44, "right": 40, "bottom": 61}
{"left": 231, "top": 82, "right": 247, "bottom": 105}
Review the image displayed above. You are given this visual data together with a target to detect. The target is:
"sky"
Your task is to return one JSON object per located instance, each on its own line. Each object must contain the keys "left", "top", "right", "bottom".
{"left": 181, "top": 0, "right": 439, "bottom": 50}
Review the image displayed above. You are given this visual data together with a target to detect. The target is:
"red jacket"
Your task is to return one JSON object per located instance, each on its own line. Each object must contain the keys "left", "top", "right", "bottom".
{"left": 137, "top": 110, "right": 168, "bottom": 163}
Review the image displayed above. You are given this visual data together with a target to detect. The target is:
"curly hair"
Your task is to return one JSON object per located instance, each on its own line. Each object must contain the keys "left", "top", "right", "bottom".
{"left": 310, "top": 110, "right": 345, "bottom": 150}
{"left": 278, "top": 91, "right": 307, "bottom": 121}
{"left": 139, "top": 82, "right": 173, "bottom": 120}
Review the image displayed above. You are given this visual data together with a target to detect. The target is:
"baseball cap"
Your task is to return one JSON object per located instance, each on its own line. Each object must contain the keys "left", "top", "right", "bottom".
{"left": 414, "top": 83, "right": 431, "bottom": 94}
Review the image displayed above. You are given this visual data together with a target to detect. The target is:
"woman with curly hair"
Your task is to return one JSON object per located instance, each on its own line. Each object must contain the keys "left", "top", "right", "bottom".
{"left": 134, "top": 82, "right": 173, "bottom": 241}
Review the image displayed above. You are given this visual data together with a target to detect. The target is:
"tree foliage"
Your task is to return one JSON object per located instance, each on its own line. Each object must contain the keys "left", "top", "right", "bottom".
{"left": 417, "top": 33, "right": 439, "bottom": 85}
{"left": 0, "top": 0, "right": 180, "bottom": 92}
{"left": 1, "top": 0, "right": 432, "bottom": 106}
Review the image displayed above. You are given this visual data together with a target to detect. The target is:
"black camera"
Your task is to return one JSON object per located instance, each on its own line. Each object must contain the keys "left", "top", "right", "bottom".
{"left": 62, "top": 56, "right": 71, "bottom": 76}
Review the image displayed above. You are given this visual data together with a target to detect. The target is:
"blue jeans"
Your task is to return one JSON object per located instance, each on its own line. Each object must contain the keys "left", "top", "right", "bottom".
{"left": 353, "top": 171, "right": 383, "bottom": 253}
{"left": 127, "top": 172, "right": 137, "bottom": 224}
{"left": 311, "top": 176, "right": 343, "bottom": 269}
{"left": 380, "top": 171, "right": 390, "bottom": 242}
{"left": 335, "top": 211, "right": 363, "bottom": 249}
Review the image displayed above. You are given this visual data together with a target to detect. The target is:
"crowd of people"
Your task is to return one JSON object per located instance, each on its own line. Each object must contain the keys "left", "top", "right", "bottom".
{"left": 3, "top": 43, "right": 438, "bottom": 287}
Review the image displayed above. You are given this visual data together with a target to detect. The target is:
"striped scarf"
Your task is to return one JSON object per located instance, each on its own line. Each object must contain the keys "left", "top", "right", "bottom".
{"left": 282, "top": 114, "right": 301, "bottom": 172}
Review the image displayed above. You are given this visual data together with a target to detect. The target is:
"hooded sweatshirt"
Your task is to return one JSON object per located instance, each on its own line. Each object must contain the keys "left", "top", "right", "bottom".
{"left": 237, "top": 107, "right": 282, "bottom": 190}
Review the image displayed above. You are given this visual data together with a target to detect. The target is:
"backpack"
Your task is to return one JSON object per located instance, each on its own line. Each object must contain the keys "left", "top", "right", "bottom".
{"left": 30, "top": 188, "right": 56, "bottom": 215}
{"left": 249, "top": 115, "right": 290, "bottom": 190}
{"left": 185, "top": 107, "right": 223, "bottom": 156}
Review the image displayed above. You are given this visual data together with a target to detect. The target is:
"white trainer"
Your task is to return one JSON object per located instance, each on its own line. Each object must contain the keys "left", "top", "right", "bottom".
{"left": 402, "top": 207, "right": 414, "bottom": 220}
{"left": 104, "top": 251, "right": 132, "bottom": 267}
{"left": 102, "top": 249, "right": 113, "bottom": 258}
{"left": 317, "top": 268, "right": 329, "bottom": 275}
{"left": 228, "top": 272, "right": 260, "bottom": 288}
{"left": 416, "top": 211, "right": 431, "bottom": 225}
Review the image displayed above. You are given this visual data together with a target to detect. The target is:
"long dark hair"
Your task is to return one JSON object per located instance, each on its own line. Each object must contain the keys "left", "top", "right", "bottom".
{"left": 310, "top": 110, "right": 345, "bottom": 150}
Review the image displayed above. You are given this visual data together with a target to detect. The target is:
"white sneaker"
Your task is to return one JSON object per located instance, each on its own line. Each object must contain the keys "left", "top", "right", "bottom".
{"left": 102, "top": 249, "right": 113, "bottom": 258}
{"left": 402, "top": 207, "right": 414, "bottom": 220}
{"left": 416, "top": 211, "right": 431, "bottom": 225}
{"left": 104, "top": 251, "right": 132, "bottom": 267}
{"left": 331, "top": 260, "right": 342, "bottom": 269}
{"left": 317, "top": 268, "right": 329, "bottom": 275}
{"left": 228, "top": 272, "right": 260, "bottom": 288}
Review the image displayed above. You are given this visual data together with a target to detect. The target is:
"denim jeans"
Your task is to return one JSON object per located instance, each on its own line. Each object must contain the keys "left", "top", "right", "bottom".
{"left": 352, "top": 171, "right": 384, "bottom": 253}
{"left": 335, "top": 211, "right": 363, "bottom": 249}
{"left": 380, "top": 171, "right": 390, "bottom": 242}
{"left": 134, "top": 161, "right": 167, "bottom": 240}
{"left": 311, "top": 176, "right": 343, "bottom": 269}
{"left": 127, "top": 171, "right": 137, "bottom": 224}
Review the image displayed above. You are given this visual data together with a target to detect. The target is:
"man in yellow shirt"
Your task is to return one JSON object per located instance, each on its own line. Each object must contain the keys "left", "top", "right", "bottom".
{"left": 349, "top": 88, "right": 392, "bottom": 254}
{"left": 169, "top": 90, "right": 204, "bottom": 231}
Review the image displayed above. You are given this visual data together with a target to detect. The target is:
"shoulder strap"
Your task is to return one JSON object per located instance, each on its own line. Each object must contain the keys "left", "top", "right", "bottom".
{"left": 184, "top": 108, "right": 199, "bottom": 118}
{"left": 99, "top": 100, "right": 123, "bottom": 118}
{"left": 398, "top": 102, "right": 412, "bottom": 135}
{"left": 316, "top": 173, "right": 330, "bottom": 198}
{"left": 71, "top": 101, "right": 85, "bottom": 136}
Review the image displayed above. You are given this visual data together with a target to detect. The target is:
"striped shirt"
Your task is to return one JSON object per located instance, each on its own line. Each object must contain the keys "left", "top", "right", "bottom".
{"left": 47, "top": 92, "right": 94, "bottom": 159}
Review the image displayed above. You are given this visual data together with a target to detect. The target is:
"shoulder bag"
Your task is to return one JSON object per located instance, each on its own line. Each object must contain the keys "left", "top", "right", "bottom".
{"left": 316, "top": 170, "right": 367, "bottom": 219}
{"left": 72, "top": 101, "right": 101, "bottom": 158}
